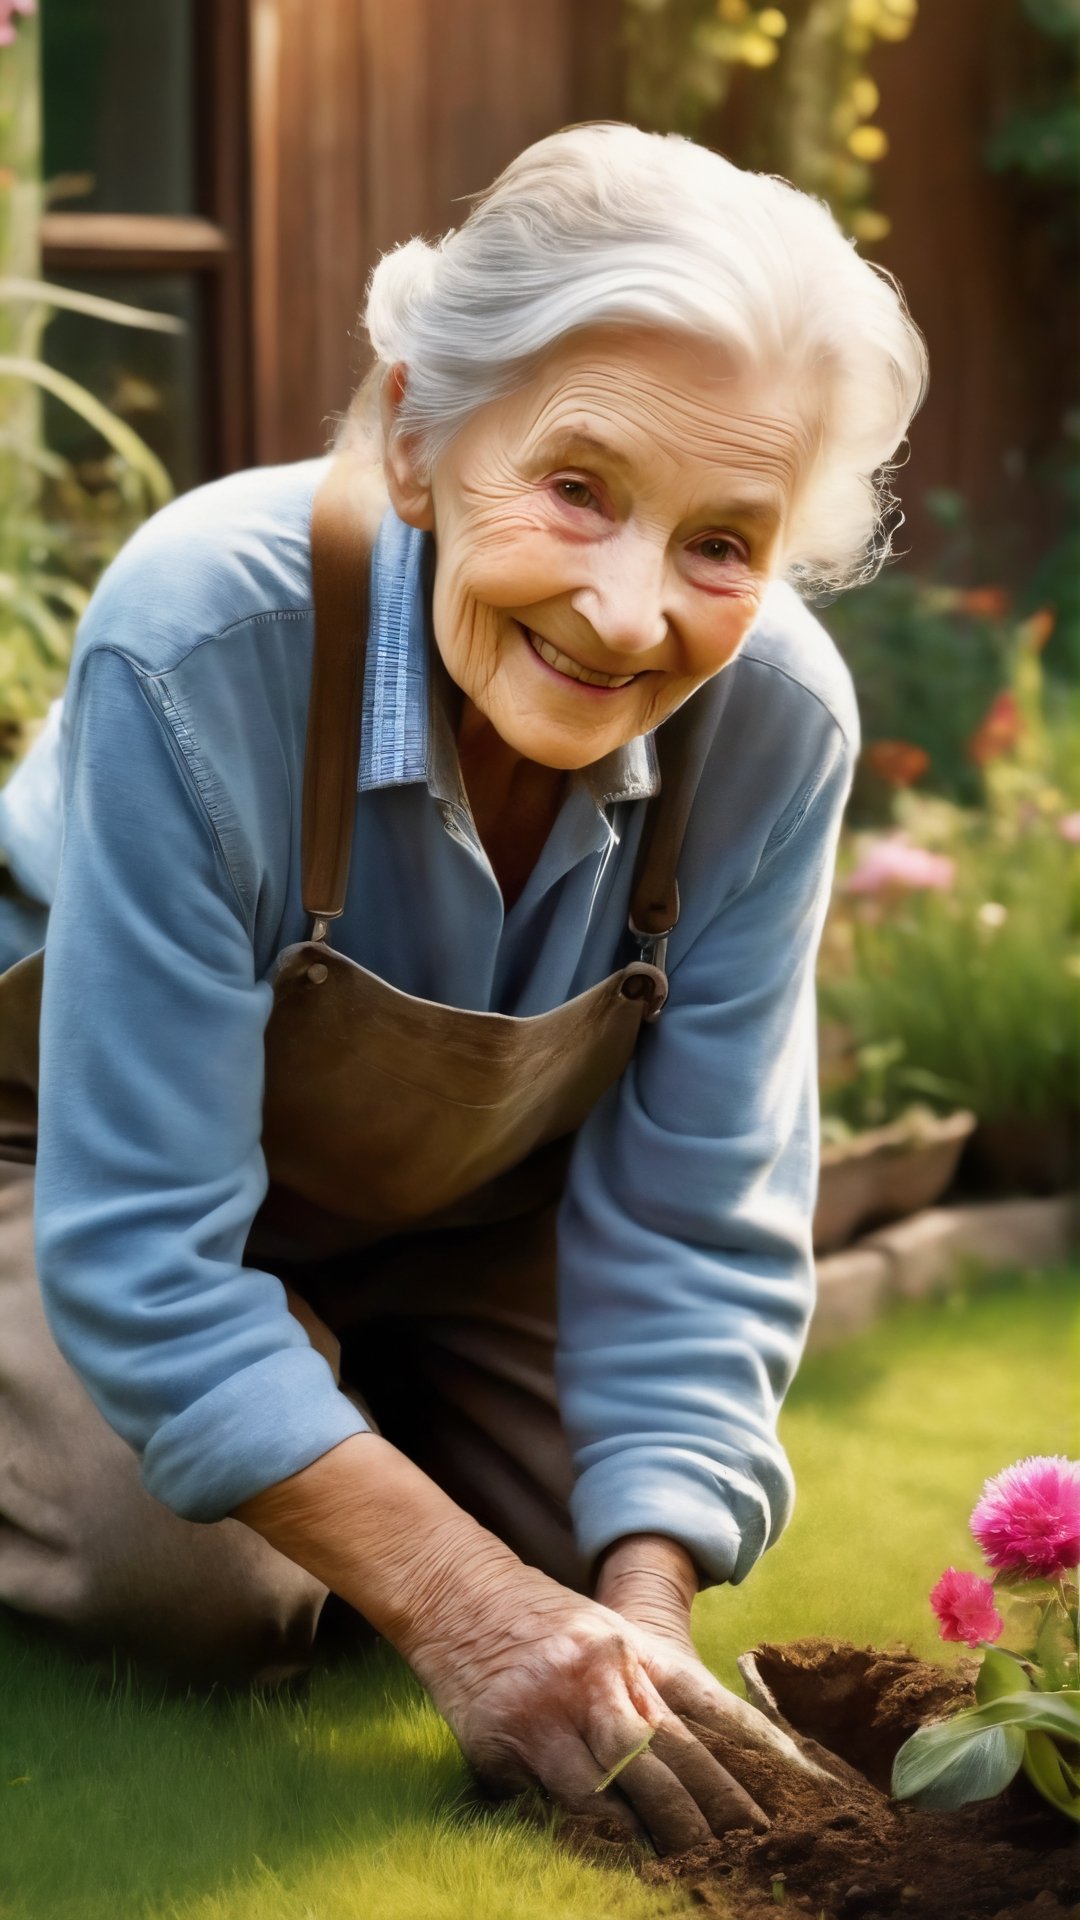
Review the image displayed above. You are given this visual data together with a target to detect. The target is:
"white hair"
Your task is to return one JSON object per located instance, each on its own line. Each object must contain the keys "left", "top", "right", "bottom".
{"left": 339, "top": 121, "right": 928, "bottom": 594}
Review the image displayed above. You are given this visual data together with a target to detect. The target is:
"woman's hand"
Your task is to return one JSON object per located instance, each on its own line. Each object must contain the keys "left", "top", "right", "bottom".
{"left": 398, "top": 1551, "right": 814, "bottom": 1856}
{"left": 235, "top": 1442, "right": 823, "bottom": 1854}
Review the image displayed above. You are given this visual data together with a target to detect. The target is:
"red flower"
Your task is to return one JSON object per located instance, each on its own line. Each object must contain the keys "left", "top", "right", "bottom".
{"left": 1018, "top": 608, "right": 1055, "bottom": 653}
{"left": 957, "top": 588, "right": 1010, "bottom": 620}
{"left": 865, "top": 739, "right": 930, "bottom": 789}
{"left": 967, "top": 692, "right": 1022, "bottom": 767}
{"left": 929, "top": 1568, "right": 1004, "bottom": 1647}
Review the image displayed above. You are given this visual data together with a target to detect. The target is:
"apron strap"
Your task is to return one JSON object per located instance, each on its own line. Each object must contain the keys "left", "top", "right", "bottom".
{"left": 303, "top": 454, "right": 388, "bottom": 932}
{"left": 628, "top": 668, "right": 735, "bottom": 970}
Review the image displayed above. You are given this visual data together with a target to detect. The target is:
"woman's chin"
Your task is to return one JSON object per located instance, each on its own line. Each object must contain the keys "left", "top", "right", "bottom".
{"left": 491, "top": 709, "right": 633, "bottom": 771}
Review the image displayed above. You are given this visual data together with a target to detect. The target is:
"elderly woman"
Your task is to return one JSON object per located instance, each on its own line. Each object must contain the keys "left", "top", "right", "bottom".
{"left": 0, "top": 123, "right": 926, "bottom": 1852}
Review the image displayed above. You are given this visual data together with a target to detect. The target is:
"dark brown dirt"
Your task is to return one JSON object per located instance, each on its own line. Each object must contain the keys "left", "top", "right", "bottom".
{"left": 557, "top": 1639, "right": 1080, "bottom": 1920}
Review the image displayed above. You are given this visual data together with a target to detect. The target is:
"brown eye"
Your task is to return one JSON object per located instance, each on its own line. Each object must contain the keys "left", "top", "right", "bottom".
{"left": 695, "top": 536, "right": 743, "bottom": 564}
{"left": 555, "top": 478, "right": 597, "bottom": 508}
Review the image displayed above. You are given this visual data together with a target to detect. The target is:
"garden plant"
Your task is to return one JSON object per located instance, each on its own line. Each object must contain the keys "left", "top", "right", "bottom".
{"left": 816, "top": 612, "right": 1080, "bottom": 1191}
{"left": 0, "top": 0, "right": 178, "bottom": 776}
{"left": 893, "top": 1454, "right": 1080, "bottom": 1822}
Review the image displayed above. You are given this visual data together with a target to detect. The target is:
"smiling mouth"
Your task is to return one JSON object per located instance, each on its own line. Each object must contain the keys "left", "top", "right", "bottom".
{"left": 518, "top": 624, "right": 639, "bottom": 689}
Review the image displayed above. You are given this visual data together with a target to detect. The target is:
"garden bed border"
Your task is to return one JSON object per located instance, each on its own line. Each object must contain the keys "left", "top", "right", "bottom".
{"left": 810, "top": 1195, "right": 1079, "bottom": 1349}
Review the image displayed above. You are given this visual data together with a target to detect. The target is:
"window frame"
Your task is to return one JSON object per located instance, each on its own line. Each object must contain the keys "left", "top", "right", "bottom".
{"left": 39, "top": 0, "right": 254, "bottom": 481}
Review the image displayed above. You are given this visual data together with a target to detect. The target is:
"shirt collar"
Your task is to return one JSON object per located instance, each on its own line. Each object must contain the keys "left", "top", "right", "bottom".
{"left": 358, "top": 509, "right": 659, "bottom": 811}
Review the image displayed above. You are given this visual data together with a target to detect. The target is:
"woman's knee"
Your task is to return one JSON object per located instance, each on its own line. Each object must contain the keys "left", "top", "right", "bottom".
{"left": 9, "top": 1512, "right": 327, "bottom": 1689}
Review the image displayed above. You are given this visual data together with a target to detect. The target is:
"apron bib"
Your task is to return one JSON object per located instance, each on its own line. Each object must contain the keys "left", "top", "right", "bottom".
{"left": 1, "top": 454, "right": 728, "bottom": 1242}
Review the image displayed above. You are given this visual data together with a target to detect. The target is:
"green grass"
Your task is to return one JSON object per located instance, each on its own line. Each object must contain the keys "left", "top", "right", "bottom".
{"left": 1, "top": 1264, "right": 1075, "bottom": 1920}
{"left": 696, "top": 1262, "right": 1078, "bottom": 1688}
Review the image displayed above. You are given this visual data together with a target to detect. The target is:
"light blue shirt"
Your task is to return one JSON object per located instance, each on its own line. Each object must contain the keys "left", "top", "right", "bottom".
{"left": 0, "top": 456, "right": 858, "bottom": 1587}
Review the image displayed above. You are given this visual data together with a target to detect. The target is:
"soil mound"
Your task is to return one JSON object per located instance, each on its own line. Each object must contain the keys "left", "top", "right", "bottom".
{"left": 562, "top": 1638, "right": 1080, "bottom": 1920}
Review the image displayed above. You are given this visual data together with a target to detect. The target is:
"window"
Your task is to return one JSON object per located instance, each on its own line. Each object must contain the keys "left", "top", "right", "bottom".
{"left": 40, "top": 0, "right": 251, "bottom": 490}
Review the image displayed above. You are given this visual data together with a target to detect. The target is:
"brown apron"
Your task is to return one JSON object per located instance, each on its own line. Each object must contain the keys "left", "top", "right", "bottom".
{"left": 0, "top": 455, "right": 725, "bottom": 1682}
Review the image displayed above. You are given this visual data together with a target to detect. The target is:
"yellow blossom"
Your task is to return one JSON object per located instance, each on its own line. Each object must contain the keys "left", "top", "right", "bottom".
{"left": 739, "top": 31, "right": 780, "bottom": 64}
{"left": 717, "top": 0, "right": 749, "bottom": 21}
{"left": 849, "top": 208, "right": 892, "bottom": 242}
{"left": 849, "top": 124, "right": 889, "bottom": 161}
{"left": 852, "top": 76, "right": 880, "bottom": 116}
{"left": 848, "top": 0, "right": 880, "bottom": 26}
{"left": 977, "top": 902, "right": 1008, "bottom": 930}
{"left": 757, "top": 7, "right": 788, "bottom": 35}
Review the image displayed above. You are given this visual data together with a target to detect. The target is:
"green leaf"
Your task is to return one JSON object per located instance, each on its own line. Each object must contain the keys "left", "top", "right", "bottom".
{"left": 25, "top": 573, "right": 90, "bottom": 620}
{"left": 0, "top": 276, "right": 187, "bottom": 335}
{"left": 1022, "top": 1730, "right": 1080, "bottom": 1823}
{"left": 892, "top": 1691, "right": 1080, "bottom": 1809}
{"left": 1034, "top": 1601, "right": 1079, "bottom": 1693}
{"left": 0, "top": 581, "right": 72, "bottom": 663}
{"left": 976, "top": 1648, "right": 1031, "bottom": 1705}
{"left": 0, "top": 357, "right": 173, "bottom": 509}
{"left": 0, "top": 427, "right": 69, "bottom": 480}
{"left": 893, "top": 1721, "right": 1025, "bottom": 1808}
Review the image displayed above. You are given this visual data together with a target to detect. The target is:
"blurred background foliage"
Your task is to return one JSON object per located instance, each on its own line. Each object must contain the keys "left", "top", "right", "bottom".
{"left": 623, "top": 0, "right": 916, "bottom": 243}
{"left": 0, "top": 4, "right": 179, "bottom": 777}
{"left": 818, "top": 620, "right": 1080, "bottom": 1157}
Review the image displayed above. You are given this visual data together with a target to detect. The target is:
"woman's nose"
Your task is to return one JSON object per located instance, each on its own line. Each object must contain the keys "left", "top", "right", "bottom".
{"left": 568, "top": 539, "right": 670, "bottom": 657}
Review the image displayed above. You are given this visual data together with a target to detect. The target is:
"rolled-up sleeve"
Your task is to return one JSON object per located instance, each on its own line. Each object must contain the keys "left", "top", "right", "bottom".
{"left": 35, "top": 645, "right": 367, "bottom": 1522}
{"left": 556, "top": 712, "right": 856, "bottom": 1588}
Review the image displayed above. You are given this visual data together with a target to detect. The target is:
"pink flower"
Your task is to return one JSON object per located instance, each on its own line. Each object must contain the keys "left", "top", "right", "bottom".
{"left": 0, "top": 0, "right": 34, "bottom": 43}
{"left": 929, "top": 1568, "right": 1004, "bottom": 1647}
{"left": 845, "top": 833, "right": 956, "bottom": 896}
{"left": 971, "top": 1455, "right": 1080, "bottom": 1582}
{"left": 1059, "top": 812, "right": 1080, "bottom": 846}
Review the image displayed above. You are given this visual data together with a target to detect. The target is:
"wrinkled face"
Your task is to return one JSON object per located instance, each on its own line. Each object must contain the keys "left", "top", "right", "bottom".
{"left": 386, "top": 326, "right": 809, "bottom": 770}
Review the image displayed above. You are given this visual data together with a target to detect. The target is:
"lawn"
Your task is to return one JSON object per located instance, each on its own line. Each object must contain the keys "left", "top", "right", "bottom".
{"left": 1, "top": 1263, "right": 1074, "bottom": 1920}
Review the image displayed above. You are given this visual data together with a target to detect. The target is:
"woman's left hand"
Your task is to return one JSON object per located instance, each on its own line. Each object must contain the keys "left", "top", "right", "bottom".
{"left": 594, "top": 1534, "right": 825, "bottom": 1802}
{"left": 593, "top": 1532, "right": 701, "bottom": 1652}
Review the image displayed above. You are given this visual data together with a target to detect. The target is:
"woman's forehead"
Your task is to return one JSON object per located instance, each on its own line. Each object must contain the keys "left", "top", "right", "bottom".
{"left": 467, "top": 334, "right": 811, "bottom": 508}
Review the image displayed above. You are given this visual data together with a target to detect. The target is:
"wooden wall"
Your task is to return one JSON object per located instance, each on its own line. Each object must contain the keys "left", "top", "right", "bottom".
{"left": 867, "top": 0, "right": 1073, "bottom": 577}
{"left": 247, "top": 0, "right": 1073, "bottom": 582}
{"left": 247, "top": 0, "right": 621, "bottom": 467}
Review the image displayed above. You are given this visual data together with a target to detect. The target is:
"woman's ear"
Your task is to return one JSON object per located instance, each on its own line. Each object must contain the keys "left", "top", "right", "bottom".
{"left": 380, "top": 365, "right": 435, "bottom": 530}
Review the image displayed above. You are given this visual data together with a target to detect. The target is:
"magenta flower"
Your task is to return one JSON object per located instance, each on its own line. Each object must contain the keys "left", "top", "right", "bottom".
{"left": 929, "top": 1567, "right": 1004, "bottom": 1647}
{"left": 1059, "top": 812, "right": 1080, "bottom": 845}
{"left": 970, "top": 1455, "right": 1080, "bottom": 1582}
{"left": 845, "top": 833, "right": 956, "bottom": 896}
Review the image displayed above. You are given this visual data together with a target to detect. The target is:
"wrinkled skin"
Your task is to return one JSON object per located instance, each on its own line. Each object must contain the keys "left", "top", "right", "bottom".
{"left": 400, "top": 1542, "right": 828, "bottom": 1856}
{"left": 382, "top": 324, "right": 812, "bottom": 824}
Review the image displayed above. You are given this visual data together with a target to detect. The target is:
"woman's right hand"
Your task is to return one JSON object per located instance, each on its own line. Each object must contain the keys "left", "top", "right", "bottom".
{"left": 234, "top": 1435, "right": 820, "bottom": 1854}
{"left": 400, "top": 1554, "right": 796, "bottom": 1855}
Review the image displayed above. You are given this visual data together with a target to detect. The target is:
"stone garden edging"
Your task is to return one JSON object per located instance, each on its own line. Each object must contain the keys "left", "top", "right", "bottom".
{"left": 809, "top": 1194, "right": 1080, "bottom": 1351}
